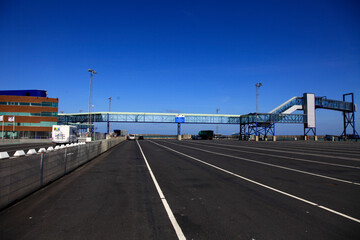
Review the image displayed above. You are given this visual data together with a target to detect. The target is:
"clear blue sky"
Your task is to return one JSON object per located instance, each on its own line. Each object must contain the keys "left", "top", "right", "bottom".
{"left": 1, "top": 0, "right": 359, "bottom": 135}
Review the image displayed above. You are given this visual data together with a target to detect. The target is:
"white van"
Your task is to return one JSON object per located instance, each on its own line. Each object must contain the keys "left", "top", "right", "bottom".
{"left": 52, "top": 125, "right": 78, "bottom": 144}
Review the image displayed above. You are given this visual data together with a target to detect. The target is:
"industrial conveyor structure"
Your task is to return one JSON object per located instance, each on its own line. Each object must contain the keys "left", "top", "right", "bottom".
{"left": 58, "top": 93, "right": 358, "bottom": 139}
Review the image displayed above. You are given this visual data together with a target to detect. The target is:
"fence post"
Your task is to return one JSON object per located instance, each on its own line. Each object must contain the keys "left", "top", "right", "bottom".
{"left": 40, "top": 152, "right": 44, "bottom": 187}
{"left": 64, "top": 148, "right": 67, "bottom": 175}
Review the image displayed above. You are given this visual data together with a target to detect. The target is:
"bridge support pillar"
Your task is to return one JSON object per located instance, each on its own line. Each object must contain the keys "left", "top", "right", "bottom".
{"left": 304, "top": 127, "right": 316, "bottom": 140}
{"left": 239, "top": 124, "right": 247, "bottom": 140}
{"left": 107, "top": 113, "right": 110, "bottom": 135}
{"left": 177, "top": 123, "right": 181, "bottom": 140}
{"left": 341, "top": 93, "right": 359, "bottom": 139}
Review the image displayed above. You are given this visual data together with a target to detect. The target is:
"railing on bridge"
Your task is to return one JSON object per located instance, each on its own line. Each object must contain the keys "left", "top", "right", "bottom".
{"left": 58, "top": 112, "right": 307, "bottom": 126}
{"left": 315, "top": 97, "right": 353, "bottom": 112}
{"left": 57, "top": 93, "right": 357, "bottom": 139}
{"left": 240, "top": 113, "right": 305, "bottom": 124}
{"left": 270, "top": 96, "right": 353, "bottom": 114}
{"left": 58, "top": 112, "right": 243, "bottom": 125}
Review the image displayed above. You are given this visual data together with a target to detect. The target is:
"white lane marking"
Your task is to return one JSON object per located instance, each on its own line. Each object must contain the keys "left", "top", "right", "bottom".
{"left": 224, "top": 142, "right": 360, "bottom": 157}
{"left": 182, "top": 141, "right": 360, "bottom": 170}
{"left": 136, "top": 140, "right": 186, "bottom": 240}
{"left": 192, "top": 141, "right": 360, "bottom": 162}
{"left": 150, "top": 140, "right": 360, "bottom": 224}
{"left": 163, "top": 141, "right": 360, "bottom": 186}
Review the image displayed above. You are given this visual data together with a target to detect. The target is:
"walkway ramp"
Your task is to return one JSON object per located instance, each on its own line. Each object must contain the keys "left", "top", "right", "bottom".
{"left": 270, "top": 96, "right": 354, "bottom": 114}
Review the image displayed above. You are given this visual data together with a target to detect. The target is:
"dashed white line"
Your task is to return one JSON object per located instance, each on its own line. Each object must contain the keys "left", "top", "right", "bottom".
{"left": 150, "top": 140, "right": 360, "bottom": 224}
{"left": 136, "top": 140, "right": 186, "bottom": 240}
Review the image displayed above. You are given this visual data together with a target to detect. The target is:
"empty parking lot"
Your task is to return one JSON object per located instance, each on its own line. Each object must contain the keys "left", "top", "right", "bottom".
{"left": 1, "top": 140, "right": 359, "bottom": 239}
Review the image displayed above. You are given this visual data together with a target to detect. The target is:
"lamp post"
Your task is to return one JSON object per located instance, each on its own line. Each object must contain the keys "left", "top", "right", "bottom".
{"left": 108, "top": 97, "right": 112, "bottom": 135}
{"left": 216, "top": 108, "right": 220, "bottom": 135}
{"left": 255, "top": 83, "right": 262, "bottom": 113}
{"left": 88, "top": 69, "right": 97, "bottom": 139}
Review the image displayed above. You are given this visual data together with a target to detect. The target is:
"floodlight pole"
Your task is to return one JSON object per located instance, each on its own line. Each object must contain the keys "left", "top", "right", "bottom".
{"left": 216, "top": 108, "right": 220, "bottom": 134}
{"left": 255, "top": 83, "right": 262, "bottom": 113}
{"left": 88, "top": 69, "right": 97, "bottom": 139}
{"left": 108, "top": 97, "right": 112, "bottom": 135}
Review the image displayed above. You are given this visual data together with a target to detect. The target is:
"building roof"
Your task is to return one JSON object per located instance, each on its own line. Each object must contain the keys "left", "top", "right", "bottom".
{"left": 0, "top": 90, "right": 47, "bottom": 97}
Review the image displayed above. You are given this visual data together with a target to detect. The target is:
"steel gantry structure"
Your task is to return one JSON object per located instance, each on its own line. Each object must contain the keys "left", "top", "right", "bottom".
{"left": 58, "top": 111, "right": 306, "bottom": 137}
{"left": 58, "top": 93, "right": 358, "bottom": 140}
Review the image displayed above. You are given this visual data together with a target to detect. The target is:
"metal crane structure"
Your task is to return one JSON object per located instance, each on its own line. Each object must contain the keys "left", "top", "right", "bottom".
{"left": 58, "top": 93, "right": 358, "bottom": 140}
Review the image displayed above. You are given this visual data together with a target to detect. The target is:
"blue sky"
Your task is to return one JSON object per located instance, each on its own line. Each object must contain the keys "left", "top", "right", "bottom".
{"left": 1, "top": 0, "right": 359, "bottom": 135}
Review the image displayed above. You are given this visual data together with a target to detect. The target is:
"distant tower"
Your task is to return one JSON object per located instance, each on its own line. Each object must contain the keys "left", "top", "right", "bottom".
{"left": 255, "top": 83, "right": 262, "bottom": 113}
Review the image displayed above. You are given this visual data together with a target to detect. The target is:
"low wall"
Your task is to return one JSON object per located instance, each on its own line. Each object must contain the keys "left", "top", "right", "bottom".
{"left": 0, "top": 139, "right": 52, "bottom": 145}
{"left": 0, "top": 137, "right": 125, "bottom": 210}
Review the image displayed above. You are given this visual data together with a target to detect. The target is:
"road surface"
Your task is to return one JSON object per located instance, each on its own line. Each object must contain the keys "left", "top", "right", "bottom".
{"left": 1, "top": 140, "right": 359, "bottom": 239}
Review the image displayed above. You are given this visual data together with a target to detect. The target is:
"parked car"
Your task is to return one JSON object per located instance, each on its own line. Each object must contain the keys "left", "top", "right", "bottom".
{"left": 192, "top": 130, "right": 214, "bottom": 140}
{"left": 127, "top": 134, "right": 136, "bottom": 140}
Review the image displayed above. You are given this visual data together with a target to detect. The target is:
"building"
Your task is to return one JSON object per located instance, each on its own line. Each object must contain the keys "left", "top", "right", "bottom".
{"left": 0, "top": 90, "right": 58, "bottom": 139}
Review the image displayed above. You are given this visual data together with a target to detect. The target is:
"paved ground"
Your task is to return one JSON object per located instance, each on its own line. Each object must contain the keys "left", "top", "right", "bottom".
{"left": 0, "top": 140, "right": 359, "bottom": 239}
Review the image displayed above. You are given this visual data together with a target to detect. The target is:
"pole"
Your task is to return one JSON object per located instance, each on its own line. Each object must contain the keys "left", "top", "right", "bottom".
{"left": 13, "top": 116, "right": 15, "bottom": 140}
{"left": 1, "top": 116, "right": 3, "bottom": 140}
{"left": 88, "top": 72, "right": 93, "bottom": 138}
{"left": 256, "top": 87, "right": 258, "bottom": 113}
{"left": 255, "top": 83, "right": 262, "bottom": 113}
{"left": 177, "top": 123, "right": 181, "bottom": 140}
{"left": 88, "top": 69, "right": 97, "bottom": 140}
{"left": 216, "top": 108, "right": 220, "bottom": 135}
{"left": 108, "top": 97, "right": 112, "bottom": 135}
{"left": 40, "top": 152, "right": 44, "bottom": 187}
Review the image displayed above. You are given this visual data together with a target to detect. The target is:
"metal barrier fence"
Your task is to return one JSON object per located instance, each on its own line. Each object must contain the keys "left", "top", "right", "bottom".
{"left": 0, "top": 137, "right": 125, "bottom": 210}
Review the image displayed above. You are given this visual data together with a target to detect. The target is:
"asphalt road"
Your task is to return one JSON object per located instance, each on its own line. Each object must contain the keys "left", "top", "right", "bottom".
{"left": 1, "top": 140, "right": 359, "bottom": 239}
{"left": 0, "top": 142, "right": 55, "bottom": 156}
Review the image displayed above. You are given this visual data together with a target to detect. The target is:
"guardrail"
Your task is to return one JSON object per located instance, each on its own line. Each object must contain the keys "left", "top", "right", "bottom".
{"left": 0, "top": 137, "right": 125, "bottom": 210}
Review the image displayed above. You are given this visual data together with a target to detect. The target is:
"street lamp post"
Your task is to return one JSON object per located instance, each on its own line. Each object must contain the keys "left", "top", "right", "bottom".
{"left": 88, "top": 69, "right": 97, "bottom": 139}
{"left": 216, "top": 108, "right": 220, "bottom": 135}
{"left": 108, "top": 97, "right": 112, "bottom": 135}
{"left": 255, "top": 83, "right": 262, "bottom": 113}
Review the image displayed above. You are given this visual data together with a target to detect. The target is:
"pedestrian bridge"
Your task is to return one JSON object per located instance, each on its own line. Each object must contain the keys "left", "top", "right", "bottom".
{"left": 58, "top": 112, "right": 306, "bottom": 125}
{"left": 58, "top": 93, "right": 357, "bottom": 138}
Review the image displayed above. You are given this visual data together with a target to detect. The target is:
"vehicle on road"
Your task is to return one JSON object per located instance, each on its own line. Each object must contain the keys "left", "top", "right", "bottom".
{"left": 52, "top": 125, "right": 78, "bottom": 144}
{"left": 127, "top": 134, "right": 136, "bottom": 140}
{"left": 192, "top": 130, "right": 214, "bottom": 140}
{"left": 114, "top": 129, "right": 128, "bottom": 137}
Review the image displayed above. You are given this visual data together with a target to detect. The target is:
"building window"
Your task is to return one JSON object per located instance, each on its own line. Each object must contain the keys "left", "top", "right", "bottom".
{"left": 0, "top": 101, "right": 58, "bottom": 107}
{"left": 19, "top": 102, "right": 30, "bottom": 106}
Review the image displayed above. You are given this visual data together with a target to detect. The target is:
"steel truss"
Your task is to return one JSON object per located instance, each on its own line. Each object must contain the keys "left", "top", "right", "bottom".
{"left": 341, "top": 93, "right": 359, "bottom": 139}
{"left": 304, "top": 127, "right": 316, "bottom": 137}
{"left": 238, "top": 113, "right": 304, "bottom": 140}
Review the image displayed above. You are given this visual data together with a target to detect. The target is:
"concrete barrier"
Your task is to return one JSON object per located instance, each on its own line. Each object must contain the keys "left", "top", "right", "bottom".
{"left": 0, "top": 152, "right": 10, "bottom": 159}
{"left": 26, "top": 149, "right": 37, "bottom": 155}
{"left": 13, "top": 150, "right": 26, "bottom": 157}
{"left": 0, "top": 137, "right": 125, "bottom": 210}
